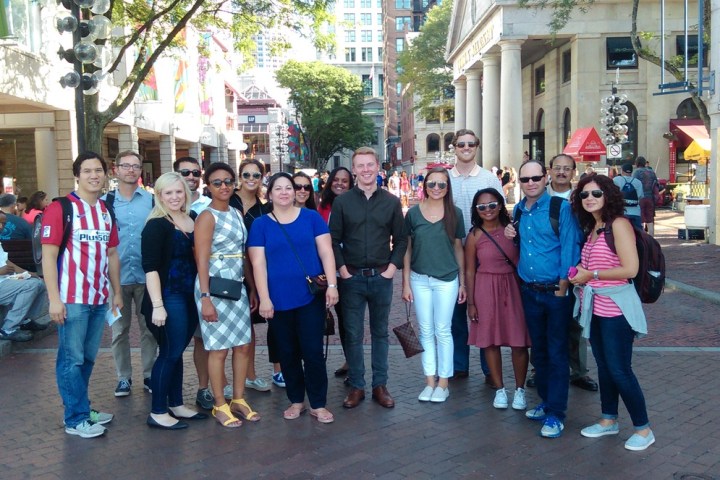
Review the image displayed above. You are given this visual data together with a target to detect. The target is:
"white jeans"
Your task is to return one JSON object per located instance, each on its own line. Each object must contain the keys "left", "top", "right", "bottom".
{"left": 410, "top": 271, "right": 457, "bottom": 379}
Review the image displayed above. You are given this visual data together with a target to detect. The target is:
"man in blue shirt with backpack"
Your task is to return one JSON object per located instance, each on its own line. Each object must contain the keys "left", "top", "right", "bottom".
{"left": 613, "top": 163, "right": 644, "bottom": 230}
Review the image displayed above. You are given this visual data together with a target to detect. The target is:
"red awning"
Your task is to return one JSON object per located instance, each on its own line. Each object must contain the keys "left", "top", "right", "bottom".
{"left": 669, "top": 119, "right": 709, "bottom": 148}
{"left": 562, "top": 127, "right": 607, "bottom": 158}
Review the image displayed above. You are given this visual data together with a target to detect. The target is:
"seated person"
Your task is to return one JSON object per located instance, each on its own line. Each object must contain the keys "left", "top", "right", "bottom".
{"left": 0, "top": 212, "right": 48, "bottom": 342}
{"left": 0, "top": 194, "right": 32, "bottom": 240}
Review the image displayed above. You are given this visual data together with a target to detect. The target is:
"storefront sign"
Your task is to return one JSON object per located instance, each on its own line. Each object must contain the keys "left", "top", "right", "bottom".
{"left": 456, "top": 23, "right": 495, "bottom": 75}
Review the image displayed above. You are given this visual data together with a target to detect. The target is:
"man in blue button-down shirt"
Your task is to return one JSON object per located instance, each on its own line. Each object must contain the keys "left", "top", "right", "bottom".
{"left": 103, "top": 151, "right": 156, "bottom": 397}
{"left": 506, "top": 160, "right": 582, "bottom": 438}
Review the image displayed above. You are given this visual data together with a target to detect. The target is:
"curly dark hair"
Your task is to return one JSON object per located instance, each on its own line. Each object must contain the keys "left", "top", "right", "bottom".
{"left": 571, "top": 174, "right": 625, "bottom": 235}
{"left": 470, "top": 188, "right": 511, "bottom": 229}
{"left": 319, "top": 167, "right": 354, "bottom": 209}
{"left": 292, "top": 171, "right": 317, "bottom": 210}
{"left": 423, "top": 168, "right": 458, "bottom": 240}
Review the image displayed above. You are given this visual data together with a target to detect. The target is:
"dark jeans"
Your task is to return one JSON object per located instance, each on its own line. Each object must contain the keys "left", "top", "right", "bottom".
{"left": 521, "top": 285, "right": 572, "bottom": 421}
{"left": 339, "top": 274, "right": 393, "bottom": 389}
{"left": 452, "top": 302, "right": 489, "bottom": 375}
{"left": 267, "top": 324, "right": 280, "bottom": 364}
{"left": 271, "top": 296, "right": 328, "bottom": 408}
{"left": 590, "top": 314, "right": 649, "bottom": 429}
{"left": 151, "top": 292, "right": 198, "bottom": 414}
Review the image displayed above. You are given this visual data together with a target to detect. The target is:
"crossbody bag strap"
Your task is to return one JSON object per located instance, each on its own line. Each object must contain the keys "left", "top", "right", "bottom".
{"left": 478, "top": 225, "right": 516, "bottom": 270}
{"left": 270, "top": 212, "right": 310, "bottom": 278}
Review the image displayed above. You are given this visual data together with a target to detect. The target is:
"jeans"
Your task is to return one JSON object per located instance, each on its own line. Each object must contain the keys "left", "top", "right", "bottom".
{"left": 151, "top": 292, "right": 198, "bottom": 414}
{"left": 339, "top": 274, "right": 393, "bottom": 389}
{"left": 521, "top": 286, "right": 572, "bottom": 421}
{"left": 56, "top": 303, "right": 107, "bottom": 428}
{"left": 410, "top": 272, "right": 456, "bottom": 378}
{"left": 111, "top": 283, "right": 157, "bottom": 381}
{"left": 271, "top": 296, "right": 328, "bottom": 408}
{"left": 590, "top": 314, "right": 649, "bottom": 429}
{"left": 451, "top": 302, "right": 489, "bottom": 375}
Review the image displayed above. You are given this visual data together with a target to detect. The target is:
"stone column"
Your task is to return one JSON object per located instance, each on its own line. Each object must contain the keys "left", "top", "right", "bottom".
{"left": 188, "top": 143, "right": 202, "bottom": 162}
{"left": 453, "top": 77, "right": 467, "bottom": 131}
{"left": 465, "top": 68, "right": 482, "bottom": 163}
{"left": 35, "top": 128, "right": 59, "bottom": 198}
{"left": 482, "top": 54, "right": 501, "bottom": 170}
{"left": 159, "top": 135, "right": 176, "bottom": 175}
{"left": 117, "top": 125, "right": 139, "bottom": 153}
{"left": 54, "top": 110, "right": 76, "bottom": 194}
{"left": 500, "top": 40, "right": 524, "bottom": 170}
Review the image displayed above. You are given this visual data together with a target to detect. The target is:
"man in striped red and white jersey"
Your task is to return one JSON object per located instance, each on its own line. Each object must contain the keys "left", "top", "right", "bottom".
{"left": 41, "top": 152, "right": 123, "bottom": 439}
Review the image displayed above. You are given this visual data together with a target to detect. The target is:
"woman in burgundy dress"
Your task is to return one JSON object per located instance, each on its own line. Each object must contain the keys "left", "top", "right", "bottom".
{"left": 465, "top": 188, "right": 530, "bottom": 411}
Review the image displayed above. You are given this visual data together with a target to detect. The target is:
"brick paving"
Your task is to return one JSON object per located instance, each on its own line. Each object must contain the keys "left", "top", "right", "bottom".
{"left": 1, "top": 208, "right": 719, "bottom": 479}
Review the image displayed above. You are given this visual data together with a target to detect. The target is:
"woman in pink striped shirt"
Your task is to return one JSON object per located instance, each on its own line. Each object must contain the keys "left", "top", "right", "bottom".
{"left": 569, "top": 174, "right": 654, "bottom": 452}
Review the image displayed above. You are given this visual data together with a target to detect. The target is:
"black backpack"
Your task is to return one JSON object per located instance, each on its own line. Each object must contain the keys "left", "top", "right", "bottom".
{"left": 621, "top": 177, "right": 639, "bottom": 207}
{"left": 604, "top": 220, "right": 665, "bottom": 303}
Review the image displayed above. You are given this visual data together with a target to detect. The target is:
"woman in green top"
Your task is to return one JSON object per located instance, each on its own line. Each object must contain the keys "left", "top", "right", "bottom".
{"left": 401, "top": 168, "right": 466, "bottom": 403}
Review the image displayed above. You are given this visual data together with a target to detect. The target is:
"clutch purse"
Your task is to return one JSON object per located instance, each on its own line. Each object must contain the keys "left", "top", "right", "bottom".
{"left": 209, "top": 277, "right": 244, "bottom": 301}
{"left": 307, "top": 274, "right": 328, "bottom": 296}
{"left": 393, "top": 303, "right": 424, "bottom": 358}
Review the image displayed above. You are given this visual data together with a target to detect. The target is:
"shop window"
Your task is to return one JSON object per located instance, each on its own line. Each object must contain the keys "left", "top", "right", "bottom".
{"left": 535, "top": 66, "right": 545, "bottom": 95}
{"left": 607, "top": 37, "right": 638, "bottom": 69}
{"left": 676, "top": 35, "right": 708, "bottom": 67}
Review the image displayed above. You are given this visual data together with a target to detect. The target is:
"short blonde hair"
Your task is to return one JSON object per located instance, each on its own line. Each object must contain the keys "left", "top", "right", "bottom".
{"left": 351, "top": 146, "right": 378, "bottom": 165}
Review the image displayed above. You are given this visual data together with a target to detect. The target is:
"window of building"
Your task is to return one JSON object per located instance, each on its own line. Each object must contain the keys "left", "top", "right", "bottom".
{"left": 426, "top": 134, "right": 440, "bottom": 153}
{"left": 360, "top": 0, "right": 371, "bottom": 7}
{"left": 344, "top": 0, "right": 355, "bottom": 7}
{"left": 377, "top": 30, "right": 383, "bottom": 42}
{"left": 344, "top": 13, "right": 355, "bottom": 24}
{"left": 534, "top": 65, "right": 545, "bottom": 95}
{"left": 378, "top": 47, "right": 383, "bottom": 60}
{"left": 536, "top": 109, "right": 545, "bottom": 131}
{"left": 377, "top": 0, "right": 382, "bottom": 7}
{"left": 378, "top": 74, "right": 384, "bottom": 96}
{"left": 396, "top": 101, "right": 401, "bottom": 114}
{"left": 397, "top": 123, "right": 402, "bottom": 136}
{"left": 562, "top": 108, "right": 571, "bottom": 147}
{"left": 413, "top": 15, "right": 422, "bottom": 32}
{"left": 676, "top": 35, "right": 708, "bottom": 67}
{"left": 562, "top": 50, "right": 571, "bottom": 83}
{"left": 378, "top": 13, "right": 383, "bottom": 26}
{"left": 606, "top": 37, "right": 638, "bottom": 69}
{"left": 4, "top": 0, "right": 42, "bottom": 53}
{"left": 396, "top": 81, "right": 402, "bottom": 94}
{"left": 396, "top": 38, "right": 404, "bottom": 52}
{"left": 676, "top": 98, "right": 700, "bottom": 119}
{"left": 396, "top": 0, "right": 411, "bottom": 7}
{"left": 361, "top": 13, "right": 372, "bottom": 25}
{"left": 395, "top": 16, "right": 411, "bottom": 31}
{"left": 361, "top": 47, "right": 373, "bottom": 62}
{"left": 345, "top": 30, "right": 356, "bottom": 42}
{"left": 345, "top": 47, "right": 356, "bottom": 62}
{"left": 444, "top": 132, "right": 454, "bottom": 150}
{"left": 361, "top": 30, "right": 372, "bottom": 42}
{"left": 362, "top": 75, "right": 373, "bottom": 96}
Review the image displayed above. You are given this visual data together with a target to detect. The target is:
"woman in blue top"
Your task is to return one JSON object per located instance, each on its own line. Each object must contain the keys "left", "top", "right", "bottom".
{"left": 248, "top": 173, "right": 339, "bottom": 424}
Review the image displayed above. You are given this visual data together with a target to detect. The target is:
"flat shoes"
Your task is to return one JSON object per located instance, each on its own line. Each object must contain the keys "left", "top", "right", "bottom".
{"left": 147, "top": 415, "right": 188, "bottom": 430}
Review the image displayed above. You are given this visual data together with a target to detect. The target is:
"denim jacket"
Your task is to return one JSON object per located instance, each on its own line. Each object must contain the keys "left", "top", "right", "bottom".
{"left": 573, "top": 283, "right": 647, "bottom": 339}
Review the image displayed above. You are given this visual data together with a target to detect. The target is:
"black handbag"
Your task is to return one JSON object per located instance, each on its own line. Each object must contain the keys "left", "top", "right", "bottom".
{"left": 209, "top": 276, "right": 244, "bottom": 301}
{"left": 393, "top": 303, "right": 424, "bottom": 358}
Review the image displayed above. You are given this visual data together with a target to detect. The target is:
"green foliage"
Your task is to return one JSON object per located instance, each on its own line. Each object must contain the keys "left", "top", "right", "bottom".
{"left": 397, "top": 0, "right": 454, "bottom": 120}
{"left": 276, "top": 60, "right": 376, "bottom": 171}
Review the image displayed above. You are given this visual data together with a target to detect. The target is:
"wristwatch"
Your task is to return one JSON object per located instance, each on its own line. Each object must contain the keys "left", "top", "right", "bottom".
{"left": 592, "top": 270, "right": 600, "bottom": 280}
{"left": 200, "top": 292, "right": 211, "bottom": 298}
{"left": 327, "top": 284, "right": 337, "bottom": 289}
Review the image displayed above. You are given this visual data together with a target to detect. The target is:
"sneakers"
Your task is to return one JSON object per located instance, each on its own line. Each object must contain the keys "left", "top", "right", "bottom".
{"left": 143, "top": 378, "right": 152, "bottom": 393}
{"left": 65, "top": 420, "right": 106, "bottom": 438}
{"left": 525, "top": 403, "right": 547, "bottom": 421}
{"left": 581, "top": 422, "right": 620, "bottom": 438}
{"left": 196, "top": 388, "right": 214, "bottom": 410}
{"left": 418, "top": 386, "right": 434, "bottom": 402}
{"left": 512, "top": 388, "right": 527, "bottom": 410}
{"left": 430, "top": 386, "right": 449, "bottom": 403}
{"left": 114, "top": 379, "right": 131, "bottom": 397}
{"left": 245, "top": 377, "right": 271, "bottom": 392}
{"left": 493, "top": 388, "right": 509, "bottom": 409}
{"left": 0, "top": 328, "right": 33, "bottom": 342}
{"left": 540, "top": 415, "right": 564, "bottom": 438}
{"left": 90, "top": 409, "right": 113, "bottom": 425}
{"left": 624, "top": 430, "right": 655, "bottom": 451}
{"left": 272, "top": 372, "right": 286, "bottom": 388}
{"left": 223, "top": 384, "right": 233, "bottom": 400}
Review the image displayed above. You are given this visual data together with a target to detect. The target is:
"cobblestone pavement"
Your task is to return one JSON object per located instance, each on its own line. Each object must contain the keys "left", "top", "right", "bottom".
{"left": 0, "top": 209, "right": 718, "bottom": 479}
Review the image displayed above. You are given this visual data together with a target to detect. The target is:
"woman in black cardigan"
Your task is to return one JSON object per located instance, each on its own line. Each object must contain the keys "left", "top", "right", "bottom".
{"left": 142, "top": 172, "right": 206, "bottom": 429}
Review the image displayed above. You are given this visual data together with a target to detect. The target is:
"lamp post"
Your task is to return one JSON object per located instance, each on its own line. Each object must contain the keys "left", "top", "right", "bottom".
{"left": 275, "top": 123, "right": 289, "bottom": 172}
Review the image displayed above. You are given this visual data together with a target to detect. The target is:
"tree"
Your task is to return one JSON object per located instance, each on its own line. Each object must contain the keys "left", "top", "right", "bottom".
{"left": 80, "top": 0, "right": 334, "bottom": 153}
{"left": 518, "top": 0, "right": 711, "bottom": 132}
{"left": 275, "top": 60, "right": 376, "bottom": 171}
{"left": 397, "top": 0, "right": 454, "bottom": 121}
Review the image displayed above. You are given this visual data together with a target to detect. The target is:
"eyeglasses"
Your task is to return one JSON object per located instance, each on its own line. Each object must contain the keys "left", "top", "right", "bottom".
{"left": 475, "top": 202, "right": 499, "bottom": 211}
{"left": 209, "top": 178, "right": 235, "bottom": 188}
{"left": 242, "top": 172, "right": 262, "bottom": 180}
{"left": 519, "top": 175, "right": 545, "bottom": 183}
{"left": 117, "top": 163, "right": 143, "bottom": 171}
{"left": 552, "top": 166, "right": 574, "bottom": 173}
{"left": 456, "top": 142, "right": 479, "bottom": 148}
{"left": 426, "top": 181, "right": 447, "bottom": 189}
{"left": 294, "top": 184, "right": 312, "bottom": 192}
{"left": 579, "top": 190, "right": 604, "bottom": 199}
{"left": 179, "top": 169, "right": 201, "bottom": 178}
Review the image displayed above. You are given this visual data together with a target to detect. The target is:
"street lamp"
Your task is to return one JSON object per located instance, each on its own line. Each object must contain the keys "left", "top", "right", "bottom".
{"left": 275, "top": 123, "right": 289, "bottom": 172}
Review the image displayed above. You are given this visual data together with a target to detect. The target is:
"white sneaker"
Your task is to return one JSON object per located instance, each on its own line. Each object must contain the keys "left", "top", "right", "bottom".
{"left": 429, "top": 386, "right": 449, "bottom": 403}
{"left": 65, "top": 420, "right": 106, "bottom": 438}
{"left": 418, "top": 386, "right": 434, "bottom": 402}
{"left": 493, "top": 388, "right": 508, "bottom": 409}
{"left": 512, "top": 388, "right": 527, "bottom": 410}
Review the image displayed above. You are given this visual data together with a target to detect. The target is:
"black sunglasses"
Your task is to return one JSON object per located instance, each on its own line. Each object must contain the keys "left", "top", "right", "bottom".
{"left": 294, "top": 184, "right": 312, "bottom": 192}
{"left": 476, "top": 202, "right": 499, "bottom": 211}
{"left": 209, "top": 178, "right": 235, "bottom": 188}
{"left": 456, "top": 141, "right": 479, "bottom": 148}
{"left": 519, "top": 175, "right": 545, "bottom": 183}
{"left": 579, "top": 190, "right": 604, "bottom": 199}
{"left": 242, "top": 172, "right": 262, "bottom": 179}
{"left": 179, "top": 169, "right": 201, "bottom": 178}
{"left": 426, "top": 181, "right": 447, "bottom": 189}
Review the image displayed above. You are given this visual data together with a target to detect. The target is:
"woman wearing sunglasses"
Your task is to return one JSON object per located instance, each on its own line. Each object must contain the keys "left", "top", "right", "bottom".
{"left": 569, "top": 174, "right": 653, "bottom": 451}
{"left": 465, "top": 187, "right": 530, "bottom": 410}
{"left": 195, "top": 163, "right": 260, "bottom": 428}
{"left": 292, "top": 172, "right": 317, "bottom": 210}
{"left": 401, "top": 167, "right": 466, "bottom": 403}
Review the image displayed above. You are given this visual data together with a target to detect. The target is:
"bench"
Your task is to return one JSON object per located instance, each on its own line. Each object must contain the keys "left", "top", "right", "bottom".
{"left": 0, "top": 239, "right": 36, "bottom": 273}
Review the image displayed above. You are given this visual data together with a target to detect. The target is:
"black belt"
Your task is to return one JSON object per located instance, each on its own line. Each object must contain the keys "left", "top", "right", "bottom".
{"left": 523, "top": 282, "right": 560, "bottom": 293}
{"left": 346, "top": 264, "right": 389, "bottom": 277}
